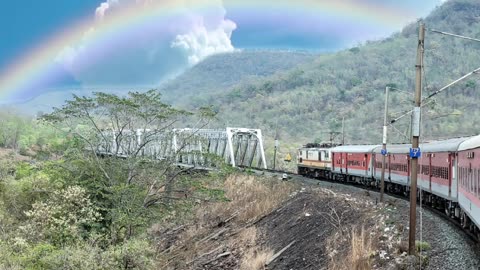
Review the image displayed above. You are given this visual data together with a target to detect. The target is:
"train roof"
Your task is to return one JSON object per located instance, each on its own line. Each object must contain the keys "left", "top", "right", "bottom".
{"left": 458, "top": 135, "right": 480, "bottom": 151}
{"left": 420, "top": 137, "right": 473, "bottom": 152}
{"left": 331, "top": 145, "right": 379, "bottom": 153}
{"left": 373, "top": 144, "right": 411, "bottom": 154}
{"left": 299, "top": 147, "right": 331, "bottom": 151}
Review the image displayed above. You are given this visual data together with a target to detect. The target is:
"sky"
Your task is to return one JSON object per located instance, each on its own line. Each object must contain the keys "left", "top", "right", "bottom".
{"left": 0, "top": 0, "right": 445, "bottom": 103}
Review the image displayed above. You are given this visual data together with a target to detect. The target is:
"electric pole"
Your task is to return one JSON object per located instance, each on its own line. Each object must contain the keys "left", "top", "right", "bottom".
{"left": 273, "top": 138, "right": 278, "bottom": 170}
{"left": 380, "top": 86, "right": 390, "bottom": 203}
{"left": 273, "top": 121, "right": 278, "bottom": 170}
{"left": 409, "top": 22, "right": 425, "bottom": 255}
{"left": 341, "top": 117, "right": 345, "bottom": 145}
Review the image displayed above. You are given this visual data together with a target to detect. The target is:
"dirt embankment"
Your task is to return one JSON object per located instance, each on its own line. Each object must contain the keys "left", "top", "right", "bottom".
{"left": 256, "top": 187, "right": 381, "bottom": 269}
{"left": 153, "top": 173, "right": 480, "bottom": 270}
{"left": 153, "top": 174, "right": 393, "bottom": 269}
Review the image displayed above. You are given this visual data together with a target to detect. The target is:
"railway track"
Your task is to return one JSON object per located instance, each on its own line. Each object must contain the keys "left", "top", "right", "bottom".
{"left": 242, "top": 166, "right": 480, "bottom": 245}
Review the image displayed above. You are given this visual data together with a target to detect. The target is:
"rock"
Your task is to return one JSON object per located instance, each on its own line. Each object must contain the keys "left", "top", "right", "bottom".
{"left": 386, "top": 261, "right": 401, "bottom": 270}
{"left": 403, "top": 255, "right": 418, "bottom": 270}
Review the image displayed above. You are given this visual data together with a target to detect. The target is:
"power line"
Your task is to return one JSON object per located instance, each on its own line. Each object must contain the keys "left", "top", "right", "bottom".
{"left": 427, "top": 28, "right": 480, "bottom": 43}
{"left": 390, "top": 66, "right": 480, "bottom": 124}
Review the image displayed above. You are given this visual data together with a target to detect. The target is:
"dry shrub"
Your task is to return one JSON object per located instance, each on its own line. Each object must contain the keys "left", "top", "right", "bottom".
{"left": 196, "top": 174, "right": 296, "bottom": 226}
{"left": 349, "top": 227, "right": 372, "bottom": 269}
{"left": 231, "top": 227, "right": 273, "bottom": 270}
{"left": 329, "top": 226, "right": 374, "bottom": 270}
{"left": 223, "top": 174, "right": 295, "bottom": 222}
{"left": 155, "top": 174, "right": 294, "bottom": 269}
{"left": 234, "top": 227, "right": 258, "bottom": 246}
{"left": 240, "top": 248, "right": 274, "bottom": 270}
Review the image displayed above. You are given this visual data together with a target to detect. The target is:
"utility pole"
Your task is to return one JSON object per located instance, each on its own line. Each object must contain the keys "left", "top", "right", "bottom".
{"left": 341, "top": 117, "right": 345, "bottom": 145}
{"left": 380, "top": 86, "right": 390, "bottom": 203}
{"left": 409, "top": 22, "right": 425, "bottom": 256}
{"left": 273, "top": 138, "right": 278, "bottom": 170}
{"left": 273, "top": 121, "right": 278, "bottom": 170}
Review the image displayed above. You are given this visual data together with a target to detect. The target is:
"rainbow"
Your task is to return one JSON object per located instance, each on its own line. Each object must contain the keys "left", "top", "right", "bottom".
{"left": 0, "top": 0, "right": 413, "bottom": 103}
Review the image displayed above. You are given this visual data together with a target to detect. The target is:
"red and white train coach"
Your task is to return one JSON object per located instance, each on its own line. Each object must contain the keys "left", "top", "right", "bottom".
{"left": 457, "top": 135, "right": 480, "bottom": 232}
{"left": 418, "top": 137, "right": 469, "bottom": 205}
{"left": 331, "top": 145, "right": 377, "bottom": 184}
{"left": 297, "top": 136, "right": 480, "bottom": 237}
{"left": 373, "top": 144, "right": 411, "bottom": 190}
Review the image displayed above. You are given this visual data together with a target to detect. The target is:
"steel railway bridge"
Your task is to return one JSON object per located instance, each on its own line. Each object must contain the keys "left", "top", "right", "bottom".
{"left": 96, "top": 127, "right": 267, "bottom": 170}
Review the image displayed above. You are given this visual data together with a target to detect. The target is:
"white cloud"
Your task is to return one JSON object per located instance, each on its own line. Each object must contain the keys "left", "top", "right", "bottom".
{"left": 172, "top": 14, "right": 236, "bottom": 65}
{"left": 57, "top": 0, "right": 237, "bottom": 85}
{"left": 95, "top": 0, "right": 119, "bottom": 21}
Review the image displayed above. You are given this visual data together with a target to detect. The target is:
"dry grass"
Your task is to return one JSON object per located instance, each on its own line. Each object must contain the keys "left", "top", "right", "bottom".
{"left": 196, "top": 174, "right": 296, "bottom": 225}
{"left": 239, "top": 248, "right": 274, "bottom": 270}
{"left": 349, "top": 227, "right": 373, "bottom": 269}
{"left": 234, "top": 226, "right": 273, "bottom": 270}
{"left": 233, "top": 227, "right": 257, "bottom": 246}
{"left": 329, "top": 227, "right": 374, "bottom": 270}
{"left": 154, "top": 173, "right": 297, "bottom": 269}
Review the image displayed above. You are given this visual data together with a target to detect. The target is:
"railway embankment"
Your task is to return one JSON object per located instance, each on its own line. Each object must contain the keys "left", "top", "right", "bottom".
{"left": 153, "top": 172, "right": 480, "bottom": 269}
{"left": 292, "top": 174, "right": 480, "bottom": 270}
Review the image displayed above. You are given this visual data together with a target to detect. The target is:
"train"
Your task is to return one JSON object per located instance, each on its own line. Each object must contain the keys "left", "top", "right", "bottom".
{"left": 297, "top": 136, "right": 480, "bottom": 239}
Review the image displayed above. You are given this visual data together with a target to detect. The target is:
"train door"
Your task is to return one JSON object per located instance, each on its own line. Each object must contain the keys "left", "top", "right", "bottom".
{"left": 388, "top": 154, "right": 391, "bottom": 181}
{"left": 343, "top": 153, "right": 348, "bottom": 174}
{"left": 364, "top": 154, "right": 368, "bottom": 176}
{"left": 429, "top": 153, "right": 432, "bottom": 192}
{"left": 450, "top": 153, "right": 456, "bottom": 198}
{"left": 332, "top": 152, "right": 336, "bottom": 171}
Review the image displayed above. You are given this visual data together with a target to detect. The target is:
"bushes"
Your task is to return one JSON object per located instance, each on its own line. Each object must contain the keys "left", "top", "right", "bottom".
{"left": 0, "top": 239, "right": 155, "bottom": 270}
{"left": 20, "top": 186, "right": 101, "bottom": 245}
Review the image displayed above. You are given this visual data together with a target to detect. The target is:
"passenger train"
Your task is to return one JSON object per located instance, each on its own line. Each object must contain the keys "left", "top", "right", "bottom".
{"left": 297, "top": 136, "right": 480, "bottom": 239}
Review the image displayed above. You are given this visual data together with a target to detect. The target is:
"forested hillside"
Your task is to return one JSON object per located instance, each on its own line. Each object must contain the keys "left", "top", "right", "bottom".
{"left": 159, "top": 50, "right": 316, "bottom": 107}
{"left": 169, "top": 0, "right": 480, "bottom": 146}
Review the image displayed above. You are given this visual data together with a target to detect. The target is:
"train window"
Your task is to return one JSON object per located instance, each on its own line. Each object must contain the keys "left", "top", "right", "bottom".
{"left": 476, "top": 169, "right": 479, "bottom": 196}
{"left": 325, "top": 151, "right": 330, "bottom": 159}
{"left": 477, "top": 169, "right": 480, "bottom": 197}
{"left": 461, "top": 168, "right": 463, "bottom": 187}
{"left": 476, "top": 169, "right": 478, "bottom": 196}
{"left": 461, "top": 168, "right": 464, "bottom": 187}
{"left": 470, "top": 170, "right": 473, "bottom": 193}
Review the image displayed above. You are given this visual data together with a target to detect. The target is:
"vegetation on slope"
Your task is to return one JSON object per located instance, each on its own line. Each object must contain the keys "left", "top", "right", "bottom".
{"left": 166, "top": 0, "right": 480, "bottom": 149}
{"left": 160, "top": 50, "right": 316, "bottom": 108}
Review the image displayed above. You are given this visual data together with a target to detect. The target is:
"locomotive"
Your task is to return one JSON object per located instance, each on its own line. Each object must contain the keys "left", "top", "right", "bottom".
{"left": 297, "top": 136, "right": 480, "bottom": 239}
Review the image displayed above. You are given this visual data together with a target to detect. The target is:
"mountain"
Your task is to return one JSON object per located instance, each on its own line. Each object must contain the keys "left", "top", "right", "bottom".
{"left": 159, "top": 50, "right": 317, "bottom": 107}
{"left": 176, "top": 0, "right": 480, "bottom": 147}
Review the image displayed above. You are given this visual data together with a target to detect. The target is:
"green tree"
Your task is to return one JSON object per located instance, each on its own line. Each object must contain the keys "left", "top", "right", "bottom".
{"left": 41, "top": 90, "right": 216, "bottom": 242}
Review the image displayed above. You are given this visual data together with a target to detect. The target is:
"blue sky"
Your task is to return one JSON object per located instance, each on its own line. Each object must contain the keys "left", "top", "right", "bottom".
{"left": 0, "top": 0, "right": 445, "bottom": 103}
{"left": 0, "top": 0, "right": 443, "bottom": 67}
{"left": 0, "top": 1, "right": 101, "bottom": 68}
